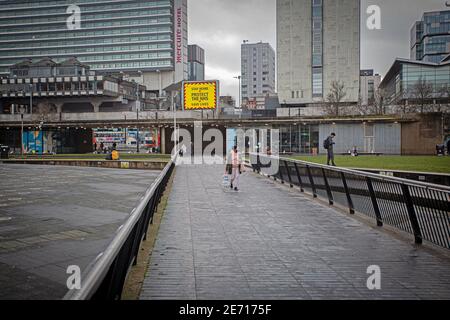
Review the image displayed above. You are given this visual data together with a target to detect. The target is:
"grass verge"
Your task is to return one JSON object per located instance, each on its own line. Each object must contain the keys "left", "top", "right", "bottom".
{"left": 290, "top": 155, "right": 450, "bottom": 174}
{"left": 121, "top": 167, "right": 176, "bottom": 300}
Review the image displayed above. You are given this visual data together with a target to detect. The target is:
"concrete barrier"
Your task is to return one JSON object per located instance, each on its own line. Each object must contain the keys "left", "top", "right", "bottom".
{"left": 0, "top": 159, "right": 168, "bottom": 170}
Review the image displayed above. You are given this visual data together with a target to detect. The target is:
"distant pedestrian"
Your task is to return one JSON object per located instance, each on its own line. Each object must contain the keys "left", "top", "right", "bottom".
{"left": 226, "top": 145, "right": 243, "bottom": 191}
{"left": 447, "top": 139, "right": 450, "bottom": 156}
{"left": 324, "top": 133, "right": 336, "bottom": 166}
{"left": 100, "top": 142, "right": 104, "bottom": 153}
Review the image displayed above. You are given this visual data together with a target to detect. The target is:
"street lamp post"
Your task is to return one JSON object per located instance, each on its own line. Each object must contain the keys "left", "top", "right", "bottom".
{"left": 233, "top": 75, "right": 241, "bottom": 109}
{"left": 136, "top": 81, "right": 140, "bottom": 154}
{"left": 135, "top": 70, "right": 143, "bottom": 153}
{"left": 19, "top": 106, "right": 25, "bottom": 155}
{"left": 172, "top": 91, "right": 178, "bottom": 155}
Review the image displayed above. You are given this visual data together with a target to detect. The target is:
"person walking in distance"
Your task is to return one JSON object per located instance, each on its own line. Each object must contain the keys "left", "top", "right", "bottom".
{"left": 227, "top": 145, "right": 242, "bottom": 191}
{"left": 324, "top": 133, "right": 336, "bottom": 166}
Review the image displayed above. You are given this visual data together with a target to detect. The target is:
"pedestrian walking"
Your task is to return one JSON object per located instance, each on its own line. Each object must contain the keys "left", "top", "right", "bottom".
{"left": 324, "top": 133, "right": 336, "bottom": 166}
{"left": 226, "top": 145, "right": 243, "bottom": 191}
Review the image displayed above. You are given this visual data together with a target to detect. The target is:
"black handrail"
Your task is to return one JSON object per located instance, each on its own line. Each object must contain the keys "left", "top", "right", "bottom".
{"left": 250, "top": 153, "right": 450, "bottom": 249}
{"left": 63, "top": 155, "right": 177, "bottom": 300}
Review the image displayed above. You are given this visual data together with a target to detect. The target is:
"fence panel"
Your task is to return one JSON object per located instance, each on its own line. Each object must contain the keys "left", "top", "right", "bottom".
{"left": 250, "top": 153, "right": 450, "bottom": 250}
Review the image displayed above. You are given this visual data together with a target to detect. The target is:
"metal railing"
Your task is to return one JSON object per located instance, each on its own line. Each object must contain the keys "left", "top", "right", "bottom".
{"left": 64, "top": 155, "right": 177, "bottom": 300}
{"left": 250, "top": 153, "right": 450, "bottom": 249}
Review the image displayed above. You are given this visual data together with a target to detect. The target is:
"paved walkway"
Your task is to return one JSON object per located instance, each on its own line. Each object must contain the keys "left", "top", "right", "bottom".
{"left": 140, "top": 164, "right": 450, "bottom": 300}
{"left": 0, "top": 164, "right": 160, "bottom": 300}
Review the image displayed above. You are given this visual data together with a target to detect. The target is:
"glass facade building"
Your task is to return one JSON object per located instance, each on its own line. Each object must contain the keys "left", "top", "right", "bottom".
{"left": 0, "top": 0, "right": 181, "bottom": 77}
{"left": 379, "top": 58, "right": 450, "bottom": 105}
{"left": 411, "top": 10, "right": 450, "bottom": 63}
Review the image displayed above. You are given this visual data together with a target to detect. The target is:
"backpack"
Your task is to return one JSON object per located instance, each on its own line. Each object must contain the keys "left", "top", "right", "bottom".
{"left": 323, "top": 138, "right": 330, "bottom": 150}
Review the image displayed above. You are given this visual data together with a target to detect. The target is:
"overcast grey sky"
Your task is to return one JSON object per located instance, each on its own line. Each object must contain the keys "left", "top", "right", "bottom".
{"left": 188, "top": 0, "right": 448, "bottom": 103}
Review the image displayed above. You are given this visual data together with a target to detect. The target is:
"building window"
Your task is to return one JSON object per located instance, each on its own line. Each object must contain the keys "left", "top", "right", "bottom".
{"left": 311, "top": 0, "right": 323, "bottom": 97}
{"left": 312, "top": 68, "right": 323, "bottom": 97}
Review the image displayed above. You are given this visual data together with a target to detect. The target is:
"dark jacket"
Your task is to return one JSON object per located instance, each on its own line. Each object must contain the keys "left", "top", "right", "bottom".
{"left": 326, "top": 136, "right": 335, "bottom": 152}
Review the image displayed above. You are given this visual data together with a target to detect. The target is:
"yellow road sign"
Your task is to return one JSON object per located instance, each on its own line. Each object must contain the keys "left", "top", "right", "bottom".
{"left": 183, "top": 81, "right": 218, "bottom": 110}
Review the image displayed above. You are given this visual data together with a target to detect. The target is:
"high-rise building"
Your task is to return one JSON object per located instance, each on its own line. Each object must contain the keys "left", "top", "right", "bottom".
{"left": 277, "top": 0, "right": 360, "bottom": 106}
{"left": 0, "top": 0, "right": 188, "bottom": 93}
{"left": 241, "top": 41, "right": 276, "bottom": 101}
{"left": 188, "top": 44, "right": 205, "bottom": 81}
{"left": 411, "top": 10, "right": 450, "bottom": 63}
{"left": 360, "top": 69, "right": 381, "bottom": 106}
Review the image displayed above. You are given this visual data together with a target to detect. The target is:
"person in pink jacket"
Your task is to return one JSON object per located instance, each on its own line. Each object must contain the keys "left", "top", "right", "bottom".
{"left": 226, "top": 145, "right": 242, "bottom": 191}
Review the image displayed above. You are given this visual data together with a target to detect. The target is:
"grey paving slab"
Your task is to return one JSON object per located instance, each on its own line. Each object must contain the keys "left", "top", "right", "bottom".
{"left": 140, "top": 164, "right": 450, "bottom": 300}
{"left": 0, "top": 164, "right": 160, "bottom": 300}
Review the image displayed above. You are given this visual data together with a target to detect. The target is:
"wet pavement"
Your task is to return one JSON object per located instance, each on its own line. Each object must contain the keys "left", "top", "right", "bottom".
{"left": 0, "top": 164, "right": 160, "bottom": 300}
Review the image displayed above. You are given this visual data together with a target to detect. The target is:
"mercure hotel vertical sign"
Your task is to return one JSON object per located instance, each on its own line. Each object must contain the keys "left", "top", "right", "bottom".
{"left": 174, "top": 0, "right": 187, "bottom": 83}
{"left": 176, "top": 7, "right": 182, "bottom": 64}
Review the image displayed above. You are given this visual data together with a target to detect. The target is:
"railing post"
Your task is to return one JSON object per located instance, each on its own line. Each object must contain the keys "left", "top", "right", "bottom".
{"left": 322, "top": 168, "right": 334, "bottom": 205}
{"left": 284, "top": 160, "right": 293, "bottom": 188}
{"left": 401, "top": 184, "right": 423, "bottom": 244}
{"left": 143, "top": 195, "right": 157, "bottom": 241}
{"left": 366, "top": 177, "right": 383, "bottom": 227}
{"left": 340, "top": 172, "right": 355, "bottom": 214}
{"left": 293, "top": 162, "right": 304, "bottom": 192}
{"left": 257, "top": 154, "right": 261, "bottom": 173}
{"left": 252, "top": 154, "right": 256, "bottom": 172}
{"left": 278, "top": 160, "right": 284, "bottom": 183}
{"left": 306, "top": 165, "right": 317, "bottom": 198}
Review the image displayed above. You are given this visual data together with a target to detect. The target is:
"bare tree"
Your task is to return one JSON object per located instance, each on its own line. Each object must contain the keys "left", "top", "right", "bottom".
{"left": 325, "top": 80, "right": 347, "bottom": 116}
{"left": 409, "top": 77, "right": 433, "bottom": 113}
{"left": 373, "top": 87, "right": 387, "bottom": 115}
{"left": 351, "top": 97, "right": 370, "bottom": 116}
{"left": 35, "top": 102, "right": 57, "bottom": 123}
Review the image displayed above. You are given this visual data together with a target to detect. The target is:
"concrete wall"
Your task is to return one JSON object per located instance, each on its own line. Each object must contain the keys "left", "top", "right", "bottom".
{"left": 323, "top": 0, "right": 360, "bottom": 103}
{"left": 401, "top": 114, "right": 444, "bottom": 155}
{"left": 162, "top": 125, "right": 227, "bottom": 155}
{"left": 0, "top": 110, "right": 217, "bottom": 122}
{"left": 277, "top": 0, "right": 312, "bottom": 104}
{"left": 277, "top": 0, "right": 360, "bottom": 105}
